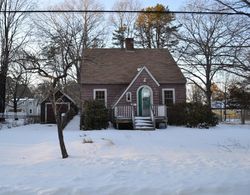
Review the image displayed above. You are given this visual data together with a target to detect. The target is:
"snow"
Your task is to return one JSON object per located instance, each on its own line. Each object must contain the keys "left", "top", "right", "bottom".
{"left": 0, "top": 116, "right": 250, "bottom": 195}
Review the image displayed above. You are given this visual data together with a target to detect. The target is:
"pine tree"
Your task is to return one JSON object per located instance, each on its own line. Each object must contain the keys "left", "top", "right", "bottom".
{"left": 112, "top": 26, "right": 127, "bottom": 48}
{"left": 135, "top": 4, "right": 178, "bottom": 49}
{"left": 228, "top": 81, "right": 250, "bottom": 124}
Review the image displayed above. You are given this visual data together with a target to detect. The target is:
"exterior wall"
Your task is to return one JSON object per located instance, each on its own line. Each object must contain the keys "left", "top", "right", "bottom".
{"left": 5, "top": 99, "right": 40, "bottom": 116}
{"left": 44, "top": 103, "right": 69, "bottom": 123}
{"left": 81, "top": 70, "right": 186, "bottom": 110}
{"left": 81, "top": 84, "right": 128, "bottom": 108}
{"left": 116, "top": 69, "right": 160, "bottom": 107}
{"left": 40, "top": 91, "right": 78, "bottom": 123}
{"left": 159, "top": 84, "right": 186, "bottom": 104}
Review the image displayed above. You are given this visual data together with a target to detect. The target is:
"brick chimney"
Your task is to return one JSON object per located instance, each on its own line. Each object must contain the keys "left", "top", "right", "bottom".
{"left": 125, "top": 38, "right": 134, "bottom": 50}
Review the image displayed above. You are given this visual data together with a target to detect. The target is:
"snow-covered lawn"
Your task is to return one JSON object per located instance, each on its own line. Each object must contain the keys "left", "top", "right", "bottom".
{"left": 0, "top": 116, "right": 250, "bottom": 195}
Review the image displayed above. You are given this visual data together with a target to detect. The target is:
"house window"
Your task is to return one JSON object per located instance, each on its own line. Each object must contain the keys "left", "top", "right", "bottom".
{"left": 93, "top": 89, "right": 107, "bottom": 106}
{"left": 29, "top": 109, "right": 33, "bottom": 114}
{"left": 126, "top": 92, "right": 132, "bottom": 102}
{"left": 162, "top": 89, "right": 175, "bottom": 106}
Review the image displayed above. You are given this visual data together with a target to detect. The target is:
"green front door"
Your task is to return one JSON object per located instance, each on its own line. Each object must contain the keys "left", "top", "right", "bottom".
{"left": 138, "top": 87, "right": 151, "bottom": 116}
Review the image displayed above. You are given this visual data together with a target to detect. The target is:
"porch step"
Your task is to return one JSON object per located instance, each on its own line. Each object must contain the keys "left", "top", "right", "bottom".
{"left": 135, "top": 116, "right": 151, "bottom": 120}
{"left": 134, "top": 116, "right": 155, "bottom": 130}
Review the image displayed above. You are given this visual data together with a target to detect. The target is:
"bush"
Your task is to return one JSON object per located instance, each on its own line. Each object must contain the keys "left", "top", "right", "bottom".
{"left": 168, "top": 102, "right": 218, "bottom": 128}
{"left": 185, "top": 103, "right": 218, "bottom": 128}
{"left": 168, "top": 102, "right": 187, "bottom": 126}
{"left": 82, "top": 100, "right": 109, "bottom": 130}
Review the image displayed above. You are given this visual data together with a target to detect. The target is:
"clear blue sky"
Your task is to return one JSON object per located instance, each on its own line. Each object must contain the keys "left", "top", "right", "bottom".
{"left": 103, "top": 0, "right": 186, "bottom": 10}
{"left": 40, "top": 0, "right": 186, "bottom": 11}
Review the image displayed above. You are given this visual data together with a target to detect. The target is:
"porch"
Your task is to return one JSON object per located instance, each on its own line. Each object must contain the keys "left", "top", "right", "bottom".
{"left": 113, "top": 105, "right": 167, "bottom": 130}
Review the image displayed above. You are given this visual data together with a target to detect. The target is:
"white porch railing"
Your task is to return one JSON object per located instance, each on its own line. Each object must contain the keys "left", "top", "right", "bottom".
{"left": 114, "top": 105, "right": 167, "bottom": 118}
{"left": 150, "top": 106, "right": 156, "bottom": 129}
{"left": 114, "top": 105, "right": 133, "bottom": 118}
{"left": 152, "top": 105, "right": 167, "bottom": 117}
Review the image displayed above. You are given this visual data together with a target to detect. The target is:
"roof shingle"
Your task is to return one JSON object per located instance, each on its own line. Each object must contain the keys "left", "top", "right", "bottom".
{"left": 81, "top": 48, "right": 186, "bottom": 84}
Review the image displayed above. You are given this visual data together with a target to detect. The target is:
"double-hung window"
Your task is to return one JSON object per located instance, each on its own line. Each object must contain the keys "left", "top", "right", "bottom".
{"left": 162, "top": 89, "right": 175, "bottom": 106}
{"left": 93, "top": 89, "right": 107, "bottom": 107}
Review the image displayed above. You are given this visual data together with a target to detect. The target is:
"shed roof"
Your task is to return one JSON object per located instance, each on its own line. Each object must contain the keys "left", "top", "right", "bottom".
{"left": 81, "top": 48, "right": 186, "bottom": 84}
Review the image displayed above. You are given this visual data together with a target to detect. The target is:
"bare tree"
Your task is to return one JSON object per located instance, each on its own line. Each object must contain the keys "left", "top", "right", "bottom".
{"left": 215, "top": 0, "right": 250, "bottom": 17}
{"left": 21, "top": 10, "right": 84, "bottom": 157}
{"left": 176, "top": 0, "right": 248, "bottom": 109}
{"left": 6, "top": 63, "right": 32, "bottom": 120}
{"left": 32, "top": 80, "right": 51, "bottom": 101}
{"left": 0, "top": 0, "right": 32, "bottom": 121}
{"left": 32, "top": 0, "right": 106, "bottom": 84}
{"left": 188, "top": 84, "right": 206, "bottom": 103}
{"left": 110, "top": 0, "right": 141, "bottom": 48}
{"left": 213, "top": 0, "right": 250, "bottom": 80}
{"left": 23, "top": 34, "right": 77, "bottom": 158}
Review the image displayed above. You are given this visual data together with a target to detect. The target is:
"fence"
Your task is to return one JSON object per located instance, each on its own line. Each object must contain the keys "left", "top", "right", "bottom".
{"left": 212, "top": 109, "right": 250, "bottom": 122}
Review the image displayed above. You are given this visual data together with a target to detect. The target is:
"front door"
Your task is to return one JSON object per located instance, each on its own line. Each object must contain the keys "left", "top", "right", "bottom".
{"left": 138, "top": 86, "right": 151, "bottom": 116}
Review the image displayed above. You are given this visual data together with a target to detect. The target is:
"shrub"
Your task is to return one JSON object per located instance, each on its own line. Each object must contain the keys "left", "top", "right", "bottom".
{"left": 168, "top": 102, "right": 218, "bottom": 128}
{"left": 168, "top": 102, "right": 187, "bottom": 126}
{"left": 186, "top": 103, "right": 218, "bottom": 128}
{"left": 82, "top": 100, "right": 109, "bottom": 130}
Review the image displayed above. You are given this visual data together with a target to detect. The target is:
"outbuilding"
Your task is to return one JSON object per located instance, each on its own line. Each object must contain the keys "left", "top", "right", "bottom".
{"left": 40, "top": 90, "right": 78, "bottom": 123}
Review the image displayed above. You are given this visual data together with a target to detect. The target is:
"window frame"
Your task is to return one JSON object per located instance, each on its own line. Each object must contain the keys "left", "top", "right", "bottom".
{"left": 93, "top": 89, "right": 107, "bottom": 107}
{"left": 126, "top": 92, "right": 132, "bottom": 102}
{"left": 162, "top": 88, "right": 175, "bottom": 106}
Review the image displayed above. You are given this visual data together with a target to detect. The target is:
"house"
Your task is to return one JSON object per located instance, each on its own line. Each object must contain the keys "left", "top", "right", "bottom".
{"left": 81, "top": 38, "right": 186, "bottom": 130}
{"left": 5, "top": 98, "right": 40, "bottom": 118}
{"left": 40, "top": 90, "right": 78, "bottom": 123}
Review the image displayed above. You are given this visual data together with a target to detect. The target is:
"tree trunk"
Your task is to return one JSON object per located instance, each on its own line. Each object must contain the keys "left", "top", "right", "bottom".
{"left": 206, "top": 88, "right": 212, "bottom": 110}
{"left": 0, "top": 74, "right": 7, "bottom": 121}
{"left": 51, "top": 90, "right": 68, "bottom": 159}
{"left": 56, "top": 115, "right": 69, "bottom": 158}
{"left": 241, "top": 109, "right": 246, "bottom": 125}
{"left": 224, "top": 94, "right": 227, "bottom": 121}
{"left": 0, "top": 42, "right": 10, "bottom": 121}
{"left": 13, "top": 99, "right": 18, "bottom": 120}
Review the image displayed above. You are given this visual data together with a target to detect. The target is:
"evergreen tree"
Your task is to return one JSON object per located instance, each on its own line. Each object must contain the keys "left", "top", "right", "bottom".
{"left": 110, "top": 0, "right": 141, "bottom": 48}
{"left": 228, "top": 81, "right": 250, "bottom": 124}
{"left": 83, "top": 100, "right": 109, "bottom": 130}
{"left": 112, "top": 26, "right": 127, "bottom": 48}
{"left": 135, "top": 4, "right": 178, "bottom": 49}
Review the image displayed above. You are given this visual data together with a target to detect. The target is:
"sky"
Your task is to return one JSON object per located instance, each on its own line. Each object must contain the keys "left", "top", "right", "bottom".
{"left": 103, "top": 0, "right": 186, "bottom": 10}
{"left": 39, "top": 0, "right": 186, "bottom": 11}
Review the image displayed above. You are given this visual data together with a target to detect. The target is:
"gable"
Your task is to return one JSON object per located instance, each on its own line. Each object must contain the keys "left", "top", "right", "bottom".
{"left": 41, "top": 90, "right": 76, "bottom": 105}
{"left": 81, "top": 49, "right": 186, "bottom": 84}
{"left": 113, "top": 67, "right": 160, "bottom": 108}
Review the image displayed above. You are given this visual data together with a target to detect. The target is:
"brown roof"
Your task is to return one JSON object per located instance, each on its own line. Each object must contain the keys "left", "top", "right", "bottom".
{"left": 81, "top": 48, "right": 186, "bottom": 84}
